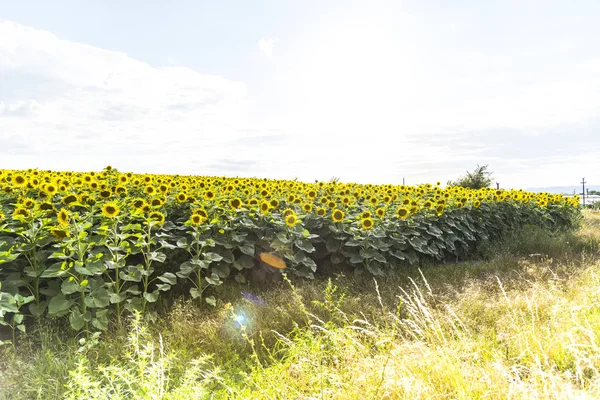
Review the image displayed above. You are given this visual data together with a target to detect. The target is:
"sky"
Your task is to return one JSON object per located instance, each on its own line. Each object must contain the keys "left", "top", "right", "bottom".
{"left": 1, "top": 0, "right": 599, "bottom": 190}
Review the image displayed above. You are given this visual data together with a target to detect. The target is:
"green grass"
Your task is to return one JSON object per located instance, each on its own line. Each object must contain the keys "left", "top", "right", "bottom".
{"left": 1, "top": 211, "right": 600, "bottom": 399}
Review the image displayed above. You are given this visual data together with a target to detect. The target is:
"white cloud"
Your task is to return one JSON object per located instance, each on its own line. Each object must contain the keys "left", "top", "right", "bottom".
{"left": 0, "top": 20, "right": 252, "bottom": 174}
{"left": 257, "top": 38, "right": 278, "bottom": 58}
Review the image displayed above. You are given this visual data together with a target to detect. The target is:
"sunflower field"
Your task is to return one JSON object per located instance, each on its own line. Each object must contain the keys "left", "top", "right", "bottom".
{"left": 0, "top": 167, "right": 580, "bottom": 333}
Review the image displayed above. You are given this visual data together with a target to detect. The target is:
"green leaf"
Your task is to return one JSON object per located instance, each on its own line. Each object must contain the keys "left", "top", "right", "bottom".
{"left": 69, "top": 309, "right": 86, "bottom": 330}
{"left": 143, "top": 291, "right": 159, "bottom": 303}
{"left": 157, "top": 272, "right": 177, "bottom": 285}
{"left": 238, "top": 243, "right": 255, "bottom": 256}
{"left": 48, "top": 294, "right": 73, "bottom": 316}
{"left": 233, "top": 255, "right": 255, "bottom": 270}
{"left": 234, "top": 273, "right": 246, "bottom": 284}
{"left": 205, "top": 296, "right": 217, "bottom": 307}
{"left": 176, "top": 237, "right": 188, "bottom": 248}
{"left": 190, "top": 287, "right": 201, "bottom": 299}
{"left": 295, "top": 239, "right": 315, "bottom": 253}
{"left": 29, "top": 301, "right": 47, "bottom": 317}
{"left": 109, "top": 293, "right": 127, "bottom": 304}
{"left": 205, "top": 272, "right": 222, "bottom": 286}
{"left": 92, "top": 309, "right": 109, "bottom": 330}
{"left": 61, "top": 279, "right": 81, "bottom": 295}
{"left": 40, "top": 261, "right": 69, "bottom": 278}
{"left": 204, "top": 252, "right": 223, "bottom": 262}
{"left": 148, "top": 251, "right": 167, "bottom": 263}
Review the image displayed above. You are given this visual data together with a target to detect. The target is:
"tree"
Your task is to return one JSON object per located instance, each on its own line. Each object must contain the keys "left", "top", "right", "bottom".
{"left": 447, "top": 165, "right": 494, "bottom": 189}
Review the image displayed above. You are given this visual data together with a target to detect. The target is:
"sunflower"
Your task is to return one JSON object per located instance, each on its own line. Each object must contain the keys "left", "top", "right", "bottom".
{"left": 144, "top": 186, "right": 156, "bottom": 196}
{"left": 192, "top": 208, "right": 208, "bottom": 219}
{"left": 38, "top": 201, "right": 55, "bottom": 213}
{"left": 376, "top": 207, "right": 385, "bottom": 218}
{"left": 361, "top": 217, "right": 374, "bottom": 230}
{"left": 57, "top": 209, "right": 70, "bottom": 225}
{"left": 174, "top": 192, "right": 187, "bottom": 203}
{"left": 473, "top": 200, "right": 481, "bottom": 208}
{"left": 204, "top": 190, "right": 215, "bottom": 200}
{"left": 247, "top": 198, "right": 259, "bottom": 207}
{"left": 260, "top": 201, "right": 270, "bottom": 214}
{"left": 102, "top": 203, "right": 120, "bottom": 219}
{"left": 282, "top": 208, "right": 295, "bottom": 218}
{"left": 285, "top": 214, "right": 298, "bottom": 227}
{"left": 332, "top": 209, "right": 344, "bottom": 222}
{"left": 316, "top": 207, "right": 327, "bottom": 217}
{"left": 0, "top": 211, "right": 4, "bottom": 221}
{"left": 190, "top": 214, "right": 204, "bottom": 226}
{"left": 99, "top": 190, "right": 112, "bottom": 200}
{"left": 435, "top": 205, "right": 444, "bottom": 216}
{"left": 302, "top": 203, "right": 313, "bottom": 213}
{"left": 12, "top": 174, "right": 28, "bottom": 187}
{"left": 269, "top": 198, "right": 279, "bottom": 209}
{"left": 51, "top": 227, "right": 70, "bottom": 239}
{"left": 22, "top": 198, "right": 36, "bottom": 209}
{"left": 132, "top": 198, "right": 147, "bottom": 210}
{"left": 396, "top": 207, "right": 409, "bottom": 219}
{"left": 62, "top": 194, "right": 78, "bottom": 206}
{"left": 146, "top": 197, "right": 160, "bottom": 207}
{"left": 149, "top": 211, "right": 165, "bottom": 225}
{"left": 361, "top": 210, "right": 372, "bottom": 219}
{"left": 44, "top": 184, "right": 58, "bottom": 196}
{"left": 229, "top": 198, "right": 242, "bottom": 209}
{"left": 328, "top": 201, "right": 336, "bottom": 209}
{"left": 307, "top": 190, "right": 317, "bottom": 199}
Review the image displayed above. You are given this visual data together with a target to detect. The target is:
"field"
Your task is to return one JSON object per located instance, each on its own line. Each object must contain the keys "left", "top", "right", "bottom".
{"left": 0, "top": 167, "right": 594, "bottom": 399}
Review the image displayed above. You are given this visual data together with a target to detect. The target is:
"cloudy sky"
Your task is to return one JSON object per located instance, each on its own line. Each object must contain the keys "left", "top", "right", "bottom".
{"left": 1, "top": 0, "right": 599, "bottom": 189}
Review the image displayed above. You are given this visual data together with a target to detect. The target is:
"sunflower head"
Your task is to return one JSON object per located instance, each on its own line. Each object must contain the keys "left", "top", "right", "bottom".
{"left": 302, "top": 203, "right": 313, "bottom": 213}
{"left": 361, "top": 210, "right": 372, "bottom": 219}
{"left": 62, "top": 194, "right": 78, "bottom": 206}
{"left": 260, "top": 201, "right": 270, "bottom": 214}
{"left": 316, "top": 207, "right": 327, "bottom": 217}
{"left": 285, "top": 214, "right": 298, "bottom": 227}
{"left": 51, "top": 227, "right": 70, "bottom": 240}
{"left": 102, "top": 203, "right": 120, "bottom": 219}
{"left": 332, "top": 209, "right": 344, "bottom": 223}
{"left": 190, "top": 214, "right": 204, "bottom": 226}
{"left": 361, "top": 217, "right": 374, "bottom": 230}
{"left": 396, "top": 207, "right": 409, "bottom": 219}
{"left": 230, "top": 198, "right": 242, "bottom": 210}
{"left": 269, "top": 198, "right": 280, "bottom": 209}
{"left": 376, "top": 208, "right": 385, "bottom": 218}
{"left": 176, "top": 192, "right": 188, "bottom": 203}
{"left": 22, "top": 198, "right": 36, "bottom": 209}
{"left": 282, "top": 208, "right": 295, "bottom": 218}
{"left": 57, "top": 209, "right": 70, "bottom": 225}
{"left": 13, "top": 174, "right": 28, "bottom": 187}
{"left": 148, "top": 211, "right": 165, "bottom": 225}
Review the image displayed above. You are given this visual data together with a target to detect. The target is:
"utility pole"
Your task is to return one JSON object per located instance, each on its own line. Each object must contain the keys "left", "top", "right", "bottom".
{"left": 496, "top": 182, "right": 500, "bottom": 190}
{"left": 402, "top": 177, "right": 405, "bottom": 186}
{"left": 582, "top": 177, "right": 587, "bottom": 207}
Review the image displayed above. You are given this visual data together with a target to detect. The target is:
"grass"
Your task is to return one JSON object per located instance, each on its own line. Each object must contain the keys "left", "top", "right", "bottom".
{"left": 1, "top": 210, "right": 600, "bottom": 399}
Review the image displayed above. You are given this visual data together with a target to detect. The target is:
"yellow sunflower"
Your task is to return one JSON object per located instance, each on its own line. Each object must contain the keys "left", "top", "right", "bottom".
{"left": 285, "top": 214, "right": 298, "bottom": 227}
{"left": 190, "top": 214, "right": 204, "bottom": 226}
{"left": 229, "top": 198, "right": 242, "bottom": 209}
{"left": 148, "top": 211, "right": 165, "bottom": 225}
{"left": 102, "top": 203, "right": 120, "bottom": 219}
{"left": 361, "top": 217, "right": 374, "bottom": 230}
{"left": 316, "top": 207, "right": 327, "bottom": 217}
{"left": 57, "top": 209, "right": 70, "bottom": 225}
{"left": 332, "top": 209, "right": 344, "bottom": 222}
{"left": 396, "top": 207, "right": 409, "bottom": 219}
